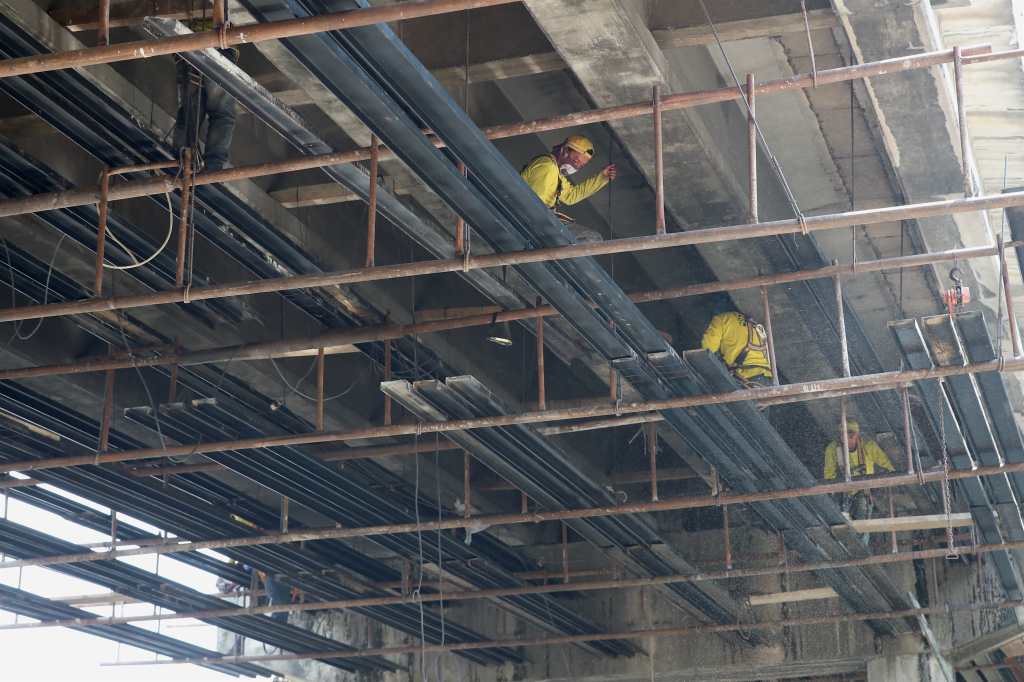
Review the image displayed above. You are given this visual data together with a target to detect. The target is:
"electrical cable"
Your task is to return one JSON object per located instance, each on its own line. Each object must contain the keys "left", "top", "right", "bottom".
{"left": 267, "top": 355, "right": 360, "bottom": 402}
{"left": 433, "top": 435, "right": 446, "bottom": 682}
{"left": 2, "top": 233, "right": 68, "bottom": 345}
{"left": 101, "top": 174, "right": 177, "bottom": 271}
{"left": 412, "top": 428, "right": 428, "bottom": 682}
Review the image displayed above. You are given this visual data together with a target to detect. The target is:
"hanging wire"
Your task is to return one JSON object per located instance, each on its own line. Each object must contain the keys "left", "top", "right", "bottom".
{"left": 433, "top": 435, "right": 446, "bottom": 682}
{"left": 268, "top": 355, "right": 360, "bottom": 402}
{"left": 696, "top": 0, "right": 805, "bottom": 224}
{"left": 2, "top": 233, "right": 67, "bottom": 346}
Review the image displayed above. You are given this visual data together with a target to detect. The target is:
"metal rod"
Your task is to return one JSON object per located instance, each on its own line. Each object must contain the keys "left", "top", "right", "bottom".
{"left": 315, "top": 347, "right": 325, "bottom": 432}
{"left": 212, "top": 0, "right": 226, "bottom": 28}
{"left": 4, "top": 189, "right": 1024, "bottom": 328}
{"left": 723, "top": 504, "right": 732, "bottom": 570}
{"left": 98, "top": 0, "right": 111, "bottom": 46}
{"left": 280, "top": 496, "right": 289, "bottom": 534}
{"left": 16, "top": 454, "right": 1024, "bottom": 569}
{"left": 609, "top": 366, "right": 617, "bottom": 402}
{"left": 800, "top": 1, "right": 818, "bottom": 87}
{"left": 5, "top": 239, "right": 1014, "bottom": 385}
{"left": 834, "top": 268, "right": 850, "bottom": 378}
{"left": 561, "top": 523, "right": 570, "bottom": 583}
{"left": 109, "top": 510, "right": 117, "bottom": 548}
{"left": 746, "top": 73, "right": 757, "bottom": 223}
{"left": 463, "top": 451, "right": 471, "bottom": 519}
{"left": 174, "top": 148, "right": 192, "bottom": 289}
{"left": 0, "top": 0, "right": 519, "bottom": 79}
{"left": 760, "top": 286, "right": 778, "bottom": 386}
{"left": 653, "top": 84, "right": 665, "bottom": 234}
{"left": 454, "top": 162, "right": 466, "bottom": 255}
{"left": 383, "top": 340, "right": 392, "bottom": 426}
{"left": 536, "top": 298, "right": 546, "bottom": 411}
{"left": 647, "top": 422, "right": 658, "bottom": 501}
{"left": 0, "top": 44, "right": 994, "bottom": 224}
{"left": 94, "top": 169, "right": 110, "bottom": 296}
{"left": 365, "top": 135, "right": 378, "bottom": 268}
{"left": 6, "top": 357, "right": 1024, "bottom": 476}
{"left": 99, "top": 368, "right": 115, "bottom": 452}
{"left": 901, "top": 386, "right": 915, "bottom": 476}
{"left": 889, "top": 492, "right": 897, "bottom": 554}
{"left": 520, "top": 492, "right": 528, "bottom": 514}
{"left": 0, "top": 541, "right": 996, "bottom": 629}
{"left": 840, "top": 397, "right": 851, "bottom": 484}
{"left": 95, "top": 596, "right": 1024, "bottom": 666}
{"left": 0, "top": 478, "right": 40, "bottom": 490}
{"left": 953, "top": 46, "right": 972, "bottom": 196}
{"left": 999, "top": 240, "right": 1023, "bottom": 357}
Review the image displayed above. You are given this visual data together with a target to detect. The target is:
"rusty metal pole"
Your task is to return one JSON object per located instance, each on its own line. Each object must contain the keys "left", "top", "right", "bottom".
{"left": 463, "top": 452, "right": 471, "bottom": 519}
{"left": 889, "top": 492, "right": 898, "bottom": 554}
{"left": 109, "top": 510, "right": 118, "bottom": 548}
{"left": 174, "top": 149, "right": 192, "bottom": 289}
{"left": 365, "top": 135, "right": 379, "bottom": 268}
{"left": 315, "top": 347, "right": 325, "bottom": 432}
{"left": 99, "top": 368, "right": 115, "bottom": 452}
{"left": 901, "top": 386, "right": 915, "bottom": 476}
{"left": 280, "top": 496, "right": 289, "bottom": 534}
{"left": 454, "top": 162, "right": 466, "bottom": 255}
{"left": 647, "top": 422, "right": 658, "bottom": 501}
{"left": 536, "top": 298, "right": 546, "bottom": 411}
{"left": 561, "top": 523, "right": 570, "bottom": 584}
{"left": 747, "top": 73, "right": 757, "bottom": 223}
{"left": 653, "top": 84, "right": 666, "bottom": 234}
{"left": 383, "top": 340, "right": 392, "bottom": 426}
{"left": 723, "top": 505, "right": 733, "bottom": 570}
{"left": 94, "top": 169, "right": 111, "bottom": 296}
{"left": 212, "top": 0, "right": 227, "bottom": 28}
{"left": 999, "top": 240, "right": 1023, "bottom": 357}
{"left": 98, "top": 0, "right": 111, "bottom": 46}
{"left": 760, "top": 286, "right": 779, "bottom": 386}
{"left": 953, "top": 46, "right": 972, "bottom": 196}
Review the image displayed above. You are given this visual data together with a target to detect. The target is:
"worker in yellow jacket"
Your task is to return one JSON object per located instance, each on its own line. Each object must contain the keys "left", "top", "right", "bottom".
{"left": 700, "top": 311, "right": 773, "bottom": 388}
{"left": 823, "top": 419, "right": 895, "bottom": 519}
{"left": 520, "top": 134, "right": 617, "bottom": 242}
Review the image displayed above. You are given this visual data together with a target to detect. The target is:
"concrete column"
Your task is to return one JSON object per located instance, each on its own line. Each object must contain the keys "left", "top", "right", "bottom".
{"left": 867, "top": 653, "right": 954, "bottom": 682}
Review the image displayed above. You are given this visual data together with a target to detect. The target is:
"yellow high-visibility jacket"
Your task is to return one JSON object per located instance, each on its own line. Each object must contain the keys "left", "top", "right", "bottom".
{"left": 700, "top": 312, "right": 772, "bottom": 380}
{"left": 520, "top": 154, "right": 609, "bottom": 209}
{"left": 823, "top": 439, "right": 895, "bottom": 480}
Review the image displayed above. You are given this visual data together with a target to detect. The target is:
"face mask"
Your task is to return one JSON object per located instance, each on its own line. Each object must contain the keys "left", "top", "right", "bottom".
{"left": 559, "top": 163, "right": 577, "bottom": 176}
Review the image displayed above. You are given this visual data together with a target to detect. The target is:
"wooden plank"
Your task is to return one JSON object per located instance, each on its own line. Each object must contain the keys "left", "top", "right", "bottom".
{"left": 835, "top": 513, "right": 974, "bottom": 534}
{"left": 652, "top": 9, "right": 838, "bottom": 49}
{"left": 749, "top": 587, "right": 838, "bottom": 606}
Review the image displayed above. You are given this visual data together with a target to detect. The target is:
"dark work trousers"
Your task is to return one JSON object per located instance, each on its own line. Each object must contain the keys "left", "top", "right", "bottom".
{"left": 264, "top": 574, "right": 291, "bottom": 623}
{"left": 173, "top": 57, "right": 236, "bottom": 171}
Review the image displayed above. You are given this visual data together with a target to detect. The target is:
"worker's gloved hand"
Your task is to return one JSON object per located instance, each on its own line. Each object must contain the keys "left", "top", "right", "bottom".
{"left": 602, "top": 164, "right": 618, "bottom": 180}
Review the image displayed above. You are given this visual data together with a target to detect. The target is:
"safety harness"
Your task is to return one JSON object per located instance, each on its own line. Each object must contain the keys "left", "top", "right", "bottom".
{"left": 732, "top": 314, "right": 770, "bottom": 371}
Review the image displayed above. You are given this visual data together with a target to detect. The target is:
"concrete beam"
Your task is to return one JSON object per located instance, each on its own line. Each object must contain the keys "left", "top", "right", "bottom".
{"left": 837, "top": 512, "right": 974, "bottom": 534}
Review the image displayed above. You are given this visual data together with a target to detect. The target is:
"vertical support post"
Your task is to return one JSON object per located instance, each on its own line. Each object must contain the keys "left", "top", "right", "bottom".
{"left": 536, "top": 297, "right": 546, "bottom": 411}
{"left": 653, "top": 85, "right": 666, "bottom": 234}
{"left": 94, "top": 169, "right": 111, "bottom": 296}
{"left": 520, "top": 492, "right": 528, "bottom": 514}
{"left": 760, "top": 286, "right": 779, "bottom": 386}
{"left": 167, "top": 340, "right": 180, "bottom": 403}
{"left": 315, "top": 347, "right": 325, "bottom": 432}
{"left": 953, "top": 46, "right": 972, "bottom": 197}
{"left": 109, "top": 510, "right": 118, "bottom": 549}
{"left": 99, "top": 368, "right": 115, "bottom": 452}
{"left": 746, "top": 73, "right": 758, "bottom": 223}
{"left": 454, "top": 162, "right": 466, "bottom": 255}
{"left": 901, "top": 386, "right": 915, "bottom": 476}
{"left": 561, "top": 523, "right": 570, "bottom": 584}
{"left": 280, "top": 496, "right": 289, "bottom": 534}
{"left": 999, "top": 240, "right": 1023, "bottom": 357}
{"left": 463, "top": 451, "right": 471, "bottom": 519}
{"left": 609, "top": 365, "right": 618, "bottom": 403}
{"left": 723, "top": 504, "right": 733, "bottom": 570}
{"left": 175, "top": 148, "right": 193, "bottom": 289}
{"left": 98, "top": 0, "right": 111, "bottom": 46}
{"left": 365, "top": 135, "right": 379, "bottom": 268}
{"left": 889, "top": 491, "right": 898, "bottom": 554}
{"left": 212, "top": 0, "right": 227, "bottom": 28}
{"left": 840, "top": 397, "right": 852, "bottom": 484}
{"left": 646, "top": 421, "right": 658, "bottom": 501}
{"left": 383, "top": 340, "right": 392, "bottom": 426}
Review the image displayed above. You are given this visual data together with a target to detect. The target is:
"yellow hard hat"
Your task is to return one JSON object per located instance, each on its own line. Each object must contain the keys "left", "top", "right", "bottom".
{"left": 844, "top": 419, "right": 860, "bottom": 434}
{"left": 563, "top": 134, "right": 595, "bottom": 157}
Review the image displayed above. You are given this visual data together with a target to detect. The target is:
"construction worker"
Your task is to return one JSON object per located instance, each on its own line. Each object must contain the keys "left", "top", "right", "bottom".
{"left": 173, "top": 16, "right": 238, "bottom": 171}
{"left": 823, "top": 419, "right": 895, "bottom": 519}
{"left": 700, "top": 310, "right": 773, "bottom": 388}
{"left": 520, "top": 134, "right": 617, "bottom": 242}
